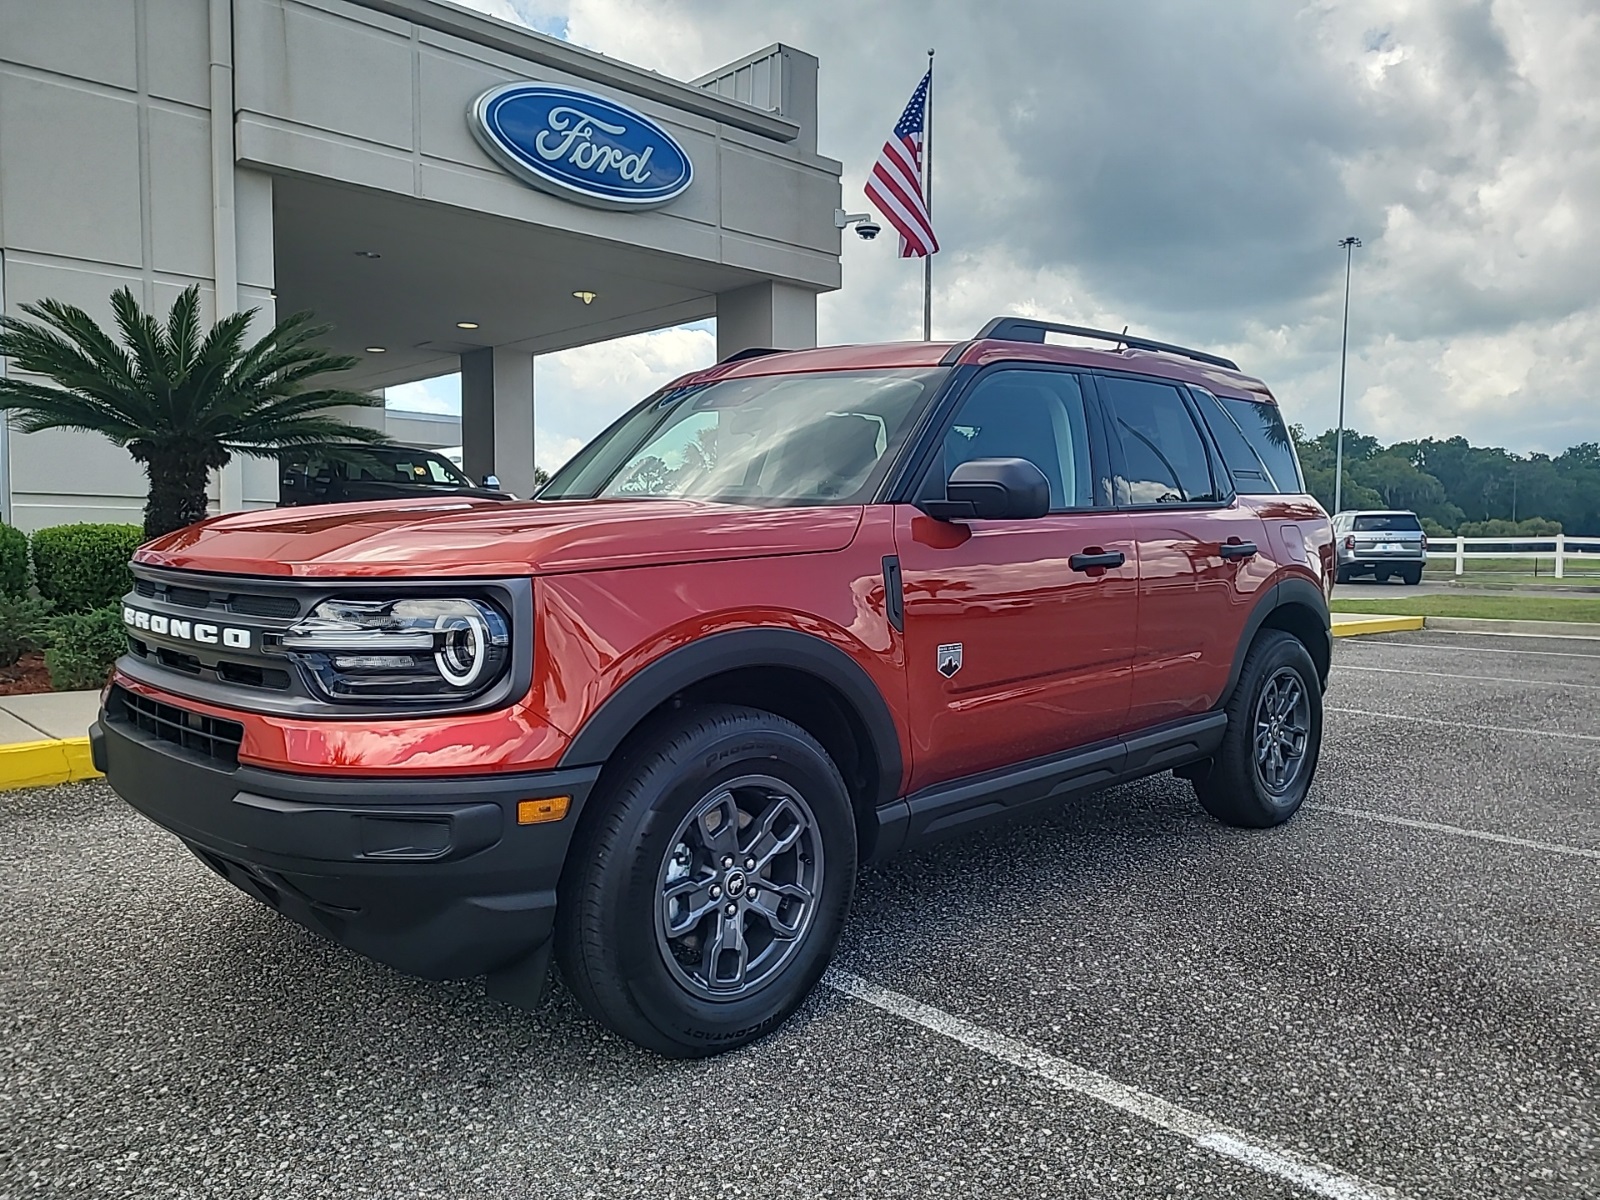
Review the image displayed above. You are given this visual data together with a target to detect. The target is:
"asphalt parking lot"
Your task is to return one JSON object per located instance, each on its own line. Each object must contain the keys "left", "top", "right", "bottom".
{"left": 3, "top": 629, "right": 1596, "bottom": 1200}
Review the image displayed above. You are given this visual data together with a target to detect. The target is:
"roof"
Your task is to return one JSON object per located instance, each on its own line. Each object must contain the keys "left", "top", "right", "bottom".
{"left": 689, "top": 338, "right": 1277, "bottom": 403}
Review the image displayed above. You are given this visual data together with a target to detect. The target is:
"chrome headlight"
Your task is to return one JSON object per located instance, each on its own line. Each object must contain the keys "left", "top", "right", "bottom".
{"left": 283, "top": 597, "right": 511, "bottom": 702}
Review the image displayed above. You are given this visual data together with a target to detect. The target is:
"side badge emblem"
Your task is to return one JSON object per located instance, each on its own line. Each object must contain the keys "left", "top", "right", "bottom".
{"left": 936, "top": 642, "right": 963, "bottom": 678}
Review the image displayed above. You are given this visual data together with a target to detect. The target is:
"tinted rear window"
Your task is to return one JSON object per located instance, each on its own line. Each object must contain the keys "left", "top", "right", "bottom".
{"left": 1353, "top": 513, "right": 1422, "bottom": 532}
{"left": 1193, "top": 390, "right": 1304, "bottom": 494}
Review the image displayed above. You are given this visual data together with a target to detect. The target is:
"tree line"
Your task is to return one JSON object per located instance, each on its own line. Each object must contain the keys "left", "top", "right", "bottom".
{"left": 1290, "top": 427, "right": 1600, "bottom": 538}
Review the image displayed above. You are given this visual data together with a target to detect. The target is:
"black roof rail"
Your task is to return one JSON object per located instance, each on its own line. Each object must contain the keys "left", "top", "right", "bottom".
{"left": 718, "top": 346, "right": 786, "bottom": 364}
{"left": 974, "top": 317, "right": 1239, "bottom": 371}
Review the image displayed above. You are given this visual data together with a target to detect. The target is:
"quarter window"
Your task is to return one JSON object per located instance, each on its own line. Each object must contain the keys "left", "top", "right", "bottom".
{"left": 1193, "top": 388, "right": 1303, "bottom": 494}
{"left": 918, "top": 369, "right": 1095, "bottom": 511}
{"left": 1101, "top": 377, "right": 1221, "bottom": 505}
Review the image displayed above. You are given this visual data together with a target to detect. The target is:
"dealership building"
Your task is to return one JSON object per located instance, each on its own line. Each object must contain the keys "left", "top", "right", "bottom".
{"left": 0, "top": 0, "right": 844, "bottom": 529}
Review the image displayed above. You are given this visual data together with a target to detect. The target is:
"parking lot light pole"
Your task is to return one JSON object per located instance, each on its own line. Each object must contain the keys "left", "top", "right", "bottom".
{"left": 1334, "top": 236, "right": 1362, "bottom": 516}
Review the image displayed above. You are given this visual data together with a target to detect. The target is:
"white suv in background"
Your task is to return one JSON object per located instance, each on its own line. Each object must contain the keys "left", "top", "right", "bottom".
{"left": 1332, "top": 510, "right": 1428, "bottom": 585}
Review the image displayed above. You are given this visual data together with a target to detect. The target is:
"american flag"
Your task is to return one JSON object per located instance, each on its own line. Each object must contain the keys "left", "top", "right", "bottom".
{"left": 864, "top": 71, "right": 939, "bottom": 258}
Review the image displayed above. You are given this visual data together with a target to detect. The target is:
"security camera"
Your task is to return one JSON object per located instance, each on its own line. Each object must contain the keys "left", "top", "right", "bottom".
{"left": 835, "top": 209, "right": 883, "bottom": 243}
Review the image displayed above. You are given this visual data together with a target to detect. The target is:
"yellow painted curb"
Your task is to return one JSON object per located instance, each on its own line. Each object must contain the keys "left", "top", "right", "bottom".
{"left": 1331, "top": 614, "right": 1427, "bottom": 638}
{"left": 0, "top": 737, "right": 102, "bottom": 791}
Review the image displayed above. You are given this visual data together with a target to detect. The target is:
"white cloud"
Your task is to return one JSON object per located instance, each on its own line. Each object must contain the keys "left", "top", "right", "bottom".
{"left": 384, "top": 376, "right": 460, "bottom": 416}
{"left": 450, "top": 0, "right": 1600, "bottom": 455}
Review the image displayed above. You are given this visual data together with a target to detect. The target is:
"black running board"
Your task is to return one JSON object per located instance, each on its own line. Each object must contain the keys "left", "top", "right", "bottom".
{"left": 870, "top": 712, "right": 1227, "bottom": 862}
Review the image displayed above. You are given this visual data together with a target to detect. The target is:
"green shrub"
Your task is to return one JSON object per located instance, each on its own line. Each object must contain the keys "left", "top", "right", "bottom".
{"left": 1420, "top": 517, "right": 1454, "bottom": 539}
{"left": 0, "top": 524, "right": 27, "bottom": 599}
{"left": 31, "top": 523, "right": 143, "bottom": 612}
{"left": 0, "top": 596, "right": 54, "bottom": 667}
{"left": 45, "top": 605, "right": 127, "bottom": 692}
{"left": 1456, "top": 517, "right": 1563, "bottom": 538}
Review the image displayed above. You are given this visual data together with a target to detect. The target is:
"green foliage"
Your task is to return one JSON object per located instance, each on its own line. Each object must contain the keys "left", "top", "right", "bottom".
{"left": 0, "top": 596, "right": 55, "bottom": 667}
{"left": 1457, "top": 517, "right": 1563, "bottom": 538}
{"left": 31, "top": 523, "right": 143, "bottom": 612}
{"left": 0, "top": 524, "right": 28, "bottom": 599}
{"left": 45, "top": 605, "right": 127, "bottom": 692}
{"left": 1290, "top": 426, "right": 1600, "bottom": 535}
{"left": 0, "top": 284, "right": 392, "bottom": 537}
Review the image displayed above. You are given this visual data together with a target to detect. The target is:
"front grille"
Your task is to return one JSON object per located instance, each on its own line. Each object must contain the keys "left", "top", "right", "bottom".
{"left": 134, "top": 578, "right": 300, "bottom": 619}
{"left": 216, "top": 661, "right": 291, "bottom": 689}
{"left": 111, "top": 687, "right": 244, "bottom": 767}
{"left": 230, "top": 594, "right": 300, "bottom": 619}
{"left": 169, "top": 586, "right": 214, "bottom": 609}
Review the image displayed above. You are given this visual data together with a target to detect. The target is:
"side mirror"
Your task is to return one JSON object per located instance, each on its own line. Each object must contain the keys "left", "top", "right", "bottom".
{"left": 920, "top": 457, "right": 1050, "bottom": 521}
{"left": 482, "top": 474, "right": 501, "bottom": 490}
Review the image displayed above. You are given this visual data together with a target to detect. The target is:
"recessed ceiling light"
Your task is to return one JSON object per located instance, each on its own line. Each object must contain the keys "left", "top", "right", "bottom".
{"left": 354, "top": 250, "right": 382, "bottom": 259}
{"left": 572, "top": 290, "right": 597, "bottom": 305}
{"left": 365, "top": 346, "right": 386, "bottom": 353}
{"left": 456, "top": 321, "right": 480, "bottom": 330}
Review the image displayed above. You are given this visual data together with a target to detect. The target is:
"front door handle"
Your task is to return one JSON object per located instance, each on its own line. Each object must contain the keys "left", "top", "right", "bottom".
{"left": 1069, "top": 549, "right": 1126, "bottom": 572}
{"left": 1219, "top": 541, "right": 1258, "bottom": 560}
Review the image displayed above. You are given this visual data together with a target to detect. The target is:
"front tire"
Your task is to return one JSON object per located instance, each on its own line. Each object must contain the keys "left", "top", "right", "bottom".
{"left": 556, "top": 705, "right": 856, "bottom": 1058}
{"left": 1192, "top": 630, "right": 1323, "bottom": 828}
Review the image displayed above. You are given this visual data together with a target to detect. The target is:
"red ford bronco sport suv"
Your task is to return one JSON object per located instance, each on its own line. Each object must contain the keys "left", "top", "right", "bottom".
{"left": 93, "top": 318, "right": 1333, "bottom": 1057}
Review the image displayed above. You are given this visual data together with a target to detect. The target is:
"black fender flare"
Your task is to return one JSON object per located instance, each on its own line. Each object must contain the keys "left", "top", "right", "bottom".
{"left": 556, "top": 628, "right": 905, "bottom": 810}
{"left": 1219, "top": 577, "right": 1333, "bottom": 707}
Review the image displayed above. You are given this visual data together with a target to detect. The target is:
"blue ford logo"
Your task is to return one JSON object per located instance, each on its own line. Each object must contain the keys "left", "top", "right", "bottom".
{"left": 469, "top": 82, "right": 693, "bottom": 210}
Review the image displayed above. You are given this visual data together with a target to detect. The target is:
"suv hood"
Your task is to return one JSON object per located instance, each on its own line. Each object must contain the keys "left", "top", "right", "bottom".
{"left": 134, "top": 498, "right": 865, "bottom": 578}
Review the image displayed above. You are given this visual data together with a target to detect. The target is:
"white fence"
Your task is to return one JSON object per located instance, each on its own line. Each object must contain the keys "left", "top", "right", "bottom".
{"left": 1429, "top": 535, "right": 1600, "bottom": 578}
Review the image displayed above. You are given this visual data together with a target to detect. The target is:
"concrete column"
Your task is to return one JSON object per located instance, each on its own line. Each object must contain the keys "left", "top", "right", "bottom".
{"left": 716, "top": 282, "right": 818, "bottom": 361}
{"left": 460, "top": 347, "right": 537, "bottom": 500}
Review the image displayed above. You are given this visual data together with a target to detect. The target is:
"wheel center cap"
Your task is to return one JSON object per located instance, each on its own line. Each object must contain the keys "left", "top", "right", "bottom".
{"left": 724, "top": 869, "right": 747, "bottom": 898}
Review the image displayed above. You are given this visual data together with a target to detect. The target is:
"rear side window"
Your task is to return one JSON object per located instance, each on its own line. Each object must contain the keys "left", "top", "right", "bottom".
{"left": 1353, "top": 513, "right": 1422, "bottom": 532}
{"left": 1193, "top": 389, "right": 1304, "bottom": 494}
{"left": 1100, "top": 376, "right": 1221, "bottom": 505}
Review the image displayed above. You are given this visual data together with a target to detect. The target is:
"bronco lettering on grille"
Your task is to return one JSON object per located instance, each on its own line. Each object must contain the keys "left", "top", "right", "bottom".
{"left": 123, "top": 606, "right": 251, "bottom": 650}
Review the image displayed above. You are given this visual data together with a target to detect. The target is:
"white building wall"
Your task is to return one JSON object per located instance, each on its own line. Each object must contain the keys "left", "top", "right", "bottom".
{"left": 0, "top": 0, "right": 840, "bottom": 531}
{"left": 0, "top": 0, "right": 277, "bottom": 532}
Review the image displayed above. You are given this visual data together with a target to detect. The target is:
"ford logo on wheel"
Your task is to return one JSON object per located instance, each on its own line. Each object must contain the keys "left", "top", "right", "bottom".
{"left": 469, "top": 82, "right": 693, "bottom": 210}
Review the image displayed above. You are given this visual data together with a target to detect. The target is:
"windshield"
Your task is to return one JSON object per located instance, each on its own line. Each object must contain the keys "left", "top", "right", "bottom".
{"left": 347, "top": 449, "right": 474, "bottom": 488}
{"left": 539, "top": 368, "right": 948, "bottom": 506}
{"left": 286, "top": 447, "right": 475, "bottom": 488}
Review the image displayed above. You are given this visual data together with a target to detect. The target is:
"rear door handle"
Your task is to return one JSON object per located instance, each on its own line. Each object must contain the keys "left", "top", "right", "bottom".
{"left": 1069, "top": 550, "right": 1126, "bottom": 572}
{"left": 1220, "top": 541, "right": 1258, "bottom": 560}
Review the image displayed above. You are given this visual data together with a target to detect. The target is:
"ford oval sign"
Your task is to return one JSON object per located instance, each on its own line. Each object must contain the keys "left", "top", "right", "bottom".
{"left": 469, "top": 82, "right": 693, "bottom": 210}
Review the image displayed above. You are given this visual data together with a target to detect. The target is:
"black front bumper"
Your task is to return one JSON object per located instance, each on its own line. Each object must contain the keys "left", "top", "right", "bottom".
{"left": 91, "top": 712, "right": 599, "bottom": 989}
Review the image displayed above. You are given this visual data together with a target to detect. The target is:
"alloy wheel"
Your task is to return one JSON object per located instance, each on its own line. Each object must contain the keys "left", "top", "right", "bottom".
{"left": 1253, "top": 667, "right": 1311, "bottom": 795}
{"left": 654, "top": 775, "right": 823, "bottom": 1000}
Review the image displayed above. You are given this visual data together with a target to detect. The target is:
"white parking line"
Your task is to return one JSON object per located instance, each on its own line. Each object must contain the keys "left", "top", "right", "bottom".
{"left": 1348, "top": 639, "right": 1600, "bottom": 658}
{"left": 1327, "top": 706, "right": 1600, "bottom": 743}
{"left": 825, "top": 971, "right": 1396, "bottom": 1200}
{"left": 1309, "top": 805, "right": 1600, "bottom": 860}
{"left": 1337, "top": 664, "right": 1600, "bottom": 690}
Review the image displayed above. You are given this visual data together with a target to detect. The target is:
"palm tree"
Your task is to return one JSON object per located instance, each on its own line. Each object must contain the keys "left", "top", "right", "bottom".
{"left": 0, "top": 285, "right": 391, "bottom": 537}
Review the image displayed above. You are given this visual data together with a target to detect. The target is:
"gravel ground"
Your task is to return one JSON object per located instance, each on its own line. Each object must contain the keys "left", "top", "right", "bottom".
{"left": 2, "top": 631, "right": 1595, "bottom": 1199}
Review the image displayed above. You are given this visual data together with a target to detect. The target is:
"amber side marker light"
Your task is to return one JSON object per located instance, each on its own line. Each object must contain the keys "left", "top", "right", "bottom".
{"left": 518, "top": 796, "right": 570, "bottom": 825}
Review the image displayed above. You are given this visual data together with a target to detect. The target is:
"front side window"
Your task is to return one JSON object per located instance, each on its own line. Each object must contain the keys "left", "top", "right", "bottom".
{"left": 917, "top": 368, "right": 1095, "bottom": 510}
{"left": 1101, "top": 376, "right": 1222, "bottom": 504}
{"left": 540, "top": 369, "right": 945, "bottom": 506}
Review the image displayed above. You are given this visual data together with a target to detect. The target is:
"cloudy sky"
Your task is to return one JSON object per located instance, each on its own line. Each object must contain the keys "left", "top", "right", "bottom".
{"left": 391, "top": 0, "right": 1599, "bottom": 468}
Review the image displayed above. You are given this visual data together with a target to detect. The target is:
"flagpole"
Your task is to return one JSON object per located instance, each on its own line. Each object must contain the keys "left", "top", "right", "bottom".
{"left": 922, "top": 48, "right": 934, "bottom": 341}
